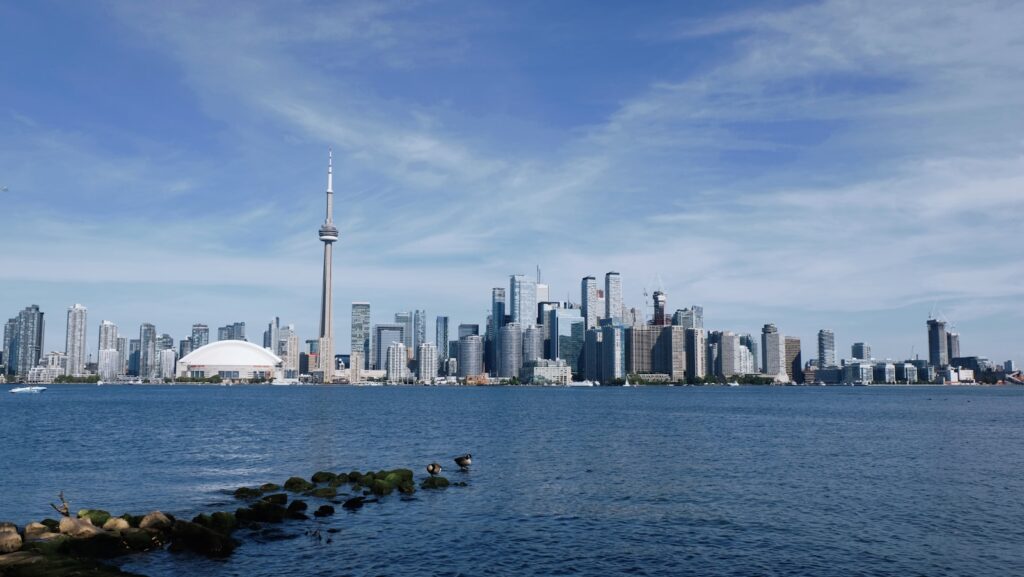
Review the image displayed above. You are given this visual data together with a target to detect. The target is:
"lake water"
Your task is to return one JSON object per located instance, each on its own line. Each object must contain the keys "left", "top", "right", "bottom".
{"left": 2, "top": 385, "right": 1022, "bottom": 576}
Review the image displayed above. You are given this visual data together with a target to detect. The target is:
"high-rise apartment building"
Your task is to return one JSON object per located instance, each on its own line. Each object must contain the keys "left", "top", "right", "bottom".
{"left": 140, "top": 323, "right": 157, "bottom": 379}
{"left": 522, "top": 325, "right": 543, "bottom": 366}
{"left": 761, "top": 324, "right": 787, "bottom": 380}
{"left": 581, "top": 276, "right": 599, "bottom": 330}
{"left": 191, "top": 324, "right": 210, "bottom": 350}
{"left": 351, "top": 302, "right": 371, "bottom": 369}
{"left": 435, "top": 316, "right": 449, "bottom": 374}
{"left": 394, "top": 312, "right": 413, "bottom": 349}
{"left": 946, "top": 332, "right": 960, "bottom": 360}
{"left": 374, "top": 323, "right": 405, "bottom": 371}
{"left": 127, "top": 339, "right": 141, "bottom": 377}
{"left": 785, "top": 336, "right": 803, "bottom": 383}
{"left": 218, "top": 322, "right": 246, "bottom": 341}
{"left": 817, "top": 329, "right": 835, "bottom": 369}
{"left": 413, "top": 310, "right": 426, "bottom": 350}
{"left": 64, "top": 304, "right": 88, "bottom": 377}
{"left": 851, "top": 342, "right": 871, "bottom": 361}
{"left": 417, "top": 342, "right": 437, "bottom": 382}
{"left": 386, "top": 342, "right": 407, "bottom": 382}
{"left": 98, "top": 320, "right": 118, "bottom": 353}
{"left": 604, "top": 272, "right": 622, "bottom": 322}
{"left": 652, "top": 291, "right": 667, "bottom": 325}
{"left": 489, "top": 288, "right": 506, "bottom": 376}
{"left": 552, "top": 308, "right": 585, "bottom": 376}
{"left": 601, "top": 324, "right": 626, "bottom": 383}
{"left": 928, "top": 319, "right": 948, "bottom": 368}
{"left": 499, "top": 323, "right": 523, "bottom": 379}
{"left": 458, "top": 335, "right": 484, "bottom": 378}
{"left": 6, "top": 305, "right": 45, "bottom": 378}
{"left": 510, "top": 275, "right": 537, "bottom": 328}
{"left": 686, "top": 328, "right": 706, "bottom": 380}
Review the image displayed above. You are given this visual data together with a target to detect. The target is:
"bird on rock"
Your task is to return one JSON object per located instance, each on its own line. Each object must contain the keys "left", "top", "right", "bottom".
{"left": 426, "top": 463, "right": 442, "bottom": 476}
{"left": 454, "top": 454, "right": 472, "bottom": 470}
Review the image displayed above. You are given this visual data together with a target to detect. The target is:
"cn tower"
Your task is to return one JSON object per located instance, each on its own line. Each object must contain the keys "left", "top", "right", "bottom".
{"left": 317, "top": 150, "right": 339, "bottom": 382}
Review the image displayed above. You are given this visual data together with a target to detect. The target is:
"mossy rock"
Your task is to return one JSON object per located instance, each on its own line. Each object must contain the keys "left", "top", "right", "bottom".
{"left": 192, "top": 513, "right": 213, "bottom": 528}
{"left": 361, "top": 472, "right": 376, "bottom": 484}
{"left": 77, "top": 509, "right": 112, "bottom": 527}
{"left": 246, "top": 501, "right": 286, "bottom": 523}
{"left": 209, "top": 512, "right": 237, "bottom": 535}
{"left": 306, "top": 487, "right": 337, "bottom": 499}
{"left": 261, "top": 493, "right": 288, "bottom": 505}
{"left": 370, "top": 479, "right": 394, "bottom": 496}
{"left": 169, "top": 520, "right": 238, "bottom": 557}
{"left": 347, "top": 471, "right": 363, "bottom": 483}
{"left": 286, "top": 500, "right": 308, "bottom": 513}
{"left": 421, "top": 476, "right": 450, "bottom": 489}
{"left": 40, "top": 518, "right": 60, "bottom": 531}
{"left": 122, "top": 528, "right": 164, "bottom": 552}
{"left": 350, "top": 484, "right": 362, "bottom": 492}
{"left": 65, "top": 531, "right": 130, "bottom": 558}
{"left": 21, "top": 534, "right": 70, "bottom": 556}
{"left": 259, "top": 483, "right": 281, "bottom": 492}
{"left": 283, "top": 477, "right": 314, "bottom": 493}
{"left": 396, "top": 480, "right": 416, "bottom": 495}
{"left": 119, "top": 514, "right": 143, "bottom": 528}
{"left": 328, "top": 475, "right": 348, "bottom": 488}
{"left": 311, "top": 471, "right": 337, "bottom": 484}
{"left": 233, "top": 486, "right": 262, "bottom": 500}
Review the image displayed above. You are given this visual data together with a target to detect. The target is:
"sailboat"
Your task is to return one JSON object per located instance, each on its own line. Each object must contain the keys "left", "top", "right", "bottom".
{"left": 623, "top": 375, "right": 632, "bottom": 387}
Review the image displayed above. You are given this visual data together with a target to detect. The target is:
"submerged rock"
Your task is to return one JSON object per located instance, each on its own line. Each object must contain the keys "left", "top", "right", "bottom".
{"left": 259, "top": 483, "right": 280, "bottom": 493}
{"left": 307, "top": 487, "right": 337, "bottom": 499}
{"left": 261, "top": 493, "right": 288, "bottom": 505}
{"left": 312, "top": 505, "right": 335, "bottom": 518}
{"left": 169, "top": 520, "right": 238, "bottom": 557}
{"left": 233, "top": 486, "right": 262, "bottom": 500}
{"left": 311, "top": 471, "right": 337, "bottom": 484}
{"left": 287, "top": 500, "right": 308, "bottom": 513}
{"left": 236, "top": 501, "right": 286, "bottom": 524}
{"left": 284, "top": 477, "right": 314, "bottom": 493}
{"left": 341, "top": 496, "right": 365, "bottom": 510}
{"left": 420, "top": 476, "right": 450, "bottom": 489}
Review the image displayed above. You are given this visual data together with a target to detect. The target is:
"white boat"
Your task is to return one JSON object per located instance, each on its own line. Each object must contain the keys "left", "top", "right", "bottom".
{"left": 10, "top": 386, "right": 47, "bottom": 394}
{"left": 567, "top": 380, "right": 595, "bottom": 387}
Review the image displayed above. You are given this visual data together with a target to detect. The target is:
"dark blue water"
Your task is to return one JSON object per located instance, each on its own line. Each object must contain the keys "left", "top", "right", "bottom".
{"left": 2, "top": 385, "right": 1023, "bottom": 576}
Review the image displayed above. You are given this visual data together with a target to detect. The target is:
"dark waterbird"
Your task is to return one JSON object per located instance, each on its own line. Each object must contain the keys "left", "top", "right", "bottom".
{"left": 454, "top": 454, "right": 472, "bottom": 470}
{"left": 426, "top": 463, "right": 442, "bottom": 476}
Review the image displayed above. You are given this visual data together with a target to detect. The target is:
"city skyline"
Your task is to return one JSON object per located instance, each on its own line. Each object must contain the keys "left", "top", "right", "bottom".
{"left": 1, "top": 1, "right": 1022, "bottom": 364}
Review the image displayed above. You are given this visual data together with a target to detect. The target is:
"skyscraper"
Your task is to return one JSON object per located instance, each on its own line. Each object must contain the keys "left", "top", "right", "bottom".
{"left": 385, "top": 342, "right": 407, "bottom": 382}
{"left": 140, "top": 323, "right": 157, "bottom": 380}
{"left": 417, "top": 343, "right": 438, "bottom": 382}
{"left": 64, "top": 304, "right": 87, "bottom": 377}
{"left": 373, "top": 323, "right": 405, "bottom": 371}
{"left": 280, "top": 324, "right": 299, "bottom": 378}
{"left": 7, "top": 305, "right": 44, "bottom": 378}
{"left": 317, "top": 150, "right": 340, "bottom": 382}
{"left": 817, "top": 329, "right": 835, "bottom": 369}
{"left": 351, "top": 302, "right": 370, "bottom": 369}
{"left": 761, "top": 323, "right": 787, "bottom": 380}
{"left": 499, "top": 323, "right": 523, "bottom": 379}
{"left": 785, "top": 336, "right": 803, "bottom": 383}
{"left": 686, "top": 328, "right": 707, "bottom": 380}
{"left": 127, "top": 339, "right": 140, "bottom": 377}
{"left": 946, "top": 332, "right": 960, "bottom": 360}
{"left": 191, "top": 324, "right": 210, "bottom": 349}
{"left": 3, "top": 317, "right": 17, "bottom": 375}
{"left": 601, "top": 324, "right": 626, "bottom": 382}
{"left": 522, "top": 325, "right": 543, "bottom": 366}
{"left": 602, "top": 272, "right": 621, "bottom": 323}
{"left": 458, "top": 335, "right": 484, "bottom": 378}
{"left": 218, "top": 322, "right": 246, "bottom": 341}
{"left": 851, "top": 342, "right": 871, "bottom": 361}
{"left": 395, "top": 312, "right": 413, "bottom": 349}
{"left": 458, "top": 324, "right": 479, "bottom": 338}
{"left": 581, "top": 276, "right": 599, "bottom": 330}
{"left": 928, "top": 319, "right": 948, "bottom": 368}
{"left": 263, "top": 317, "right": 280, "bottom": 353}
{"left": 652, "top": 291, "right": 667, "bottom": 325}
{"left": 98, "top": 320, "right": 118, "bottom": 353}
{"left": 509, "top": 275, "right": 537, "bottom": 328}
{"left": 489, "top": 288, "right": 506, "bottom": 375}
{"left": 413, "top": 310, "right": 426, "bottom": 350}
{"left": 435, "top": 316, "right": 449, "bottom": 374}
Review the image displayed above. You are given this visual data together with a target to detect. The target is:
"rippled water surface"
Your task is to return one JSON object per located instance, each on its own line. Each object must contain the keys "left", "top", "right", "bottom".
{"left": 2, "top": 385, "right": 1023, "bottom": 576}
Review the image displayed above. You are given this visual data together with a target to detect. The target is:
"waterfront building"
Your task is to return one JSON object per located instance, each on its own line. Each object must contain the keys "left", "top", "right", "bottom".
{"left": 652, "top": 291, "right": 668, "bottom": 325}
{"left": 761, "top": 324, "right": 788, "bottom": 382}
{"left": 552, "top": 308, "right": 585, "bottom": 377}
{"left": 686, "top": 328, "right": 707, "bottom": 380}
{"left": 946, "top": 332, "right": 960, "bottom": 360}
{"left": 851, "top": 342, "right": 871, "bottom": 361}
{"left": 785, "top": 337, "right": 803, "bottom": 383}
{"left": 457, "top": 335, "right": 484, "bottom": 378}
{"left": 157, "top": 333, "right": 174, "bottom": 352}
{"left": 279, "top": 325, "right": 299, "bottom": 378}
{"left": 316, "top": 150, "right": 339, "bottom": 382}
{"left": 98, "top": 320, "right": 118, "bottom": 353}
{"left": 843, "top": 361, "right": 874, "bottom": 385}
{"left": 351, "top": 302, "right": 370, "bottom": 370}
{"left": 140, "top": 323, "right": 157, "bottom": 380}
{"left": 1006, "top": 360, "right": 1016, "bottom": 372}
{"left": 718, "top": 332, "right": 741, "bottom": 377}
{"left": 522, "top": 359, "right": 571, "bottom": 385}
{"left": 386, "top": 342, "right": 408, "bottom": 382}
{"left": 2, "top": 317, "right": 17, "bottom": 375}
{"left": 191, "top": 324, "right": 210, "bottom": 349}
{"left": 605, "top": 272, "right": 623, "bottom": 322}
{"left": 522, "top": 325, "right": 543, "bottom": 367}
{"left": 116, "top": 337, "right": 127, "bottom": 375}
{"left": 435, "top": 316, "right": 450, "bottom": 375}
{"left": 179, "top": 338, "right": 193, "bottom": 359}
{"left": 490, "top": 288, "right": 506, "bottom": 376}
{"left": 896, "top": 362, "right": 918, "bottom": 384}
{"left": 584, "top": 328, "right": 602, "bottom": 382}
{"left": 817, "top": 329, "right": 836, "bottom": 369}
{"left": 739, "top": 334, "right": 758, "bottom": 374}
{"left": 417, "top": 342, "right": 437, "bottom": 383}
{"left": 873, "top": 362, "right": 897, "bottom": 384}
{"left": 625, "top": 325, "right": 684, "bottom": 380}
{"left": 499, "top": 323, "right": 523, "bottom": 379}
{"left": 601, "top": 324, "right": 627, "bottom": 383}
{"left": 581, "top": 276, "right": 599, "bottom": 330}
{"left": 127, "top": 339, "right": 140, "bottom": 377}
{"left": 538, "top": 302, "right": 560, "bottom": 359}
{"left": 373, "top": 323, "right": 405, "bottom": 371}
{"left": 927, "top": 319, "right": 948, "bottom": 368}
{"left": 176, "top": 340, "right": 282, "bottom": 382}
{"left": 63, "top": 304, "right": 88, "bottom": 377}
{"left": 413, "top": 310, "right": 426, "bottom": 350}
{"left": 510, "top": 275, "right": 537, "bottom": 328}
{"left": 158, "top": 349, "right": 177, "bottom": 380}
{"left": 98, "top": 349, "right": 120, "bottom": 381}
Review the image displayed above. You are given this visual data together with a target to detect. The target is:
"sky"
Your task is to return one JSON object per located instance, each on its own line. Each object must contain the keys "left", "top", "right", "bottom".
{"left": 1, "top": 0, "right": 1022, "bottom": 364}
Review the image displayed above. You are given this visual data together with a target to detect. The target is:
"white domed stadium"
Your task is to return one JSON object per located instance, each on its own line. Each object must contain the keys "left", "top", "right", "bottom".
{"left": 176, "top": 340, "right": 282, "bottom": 383}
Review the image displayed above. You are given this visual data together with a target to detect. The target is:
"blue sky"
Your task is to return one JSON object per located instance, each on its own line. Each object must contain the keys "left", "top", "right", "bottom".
{"left": 1, "top": 0, "right": 1022, "bottom": 364}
